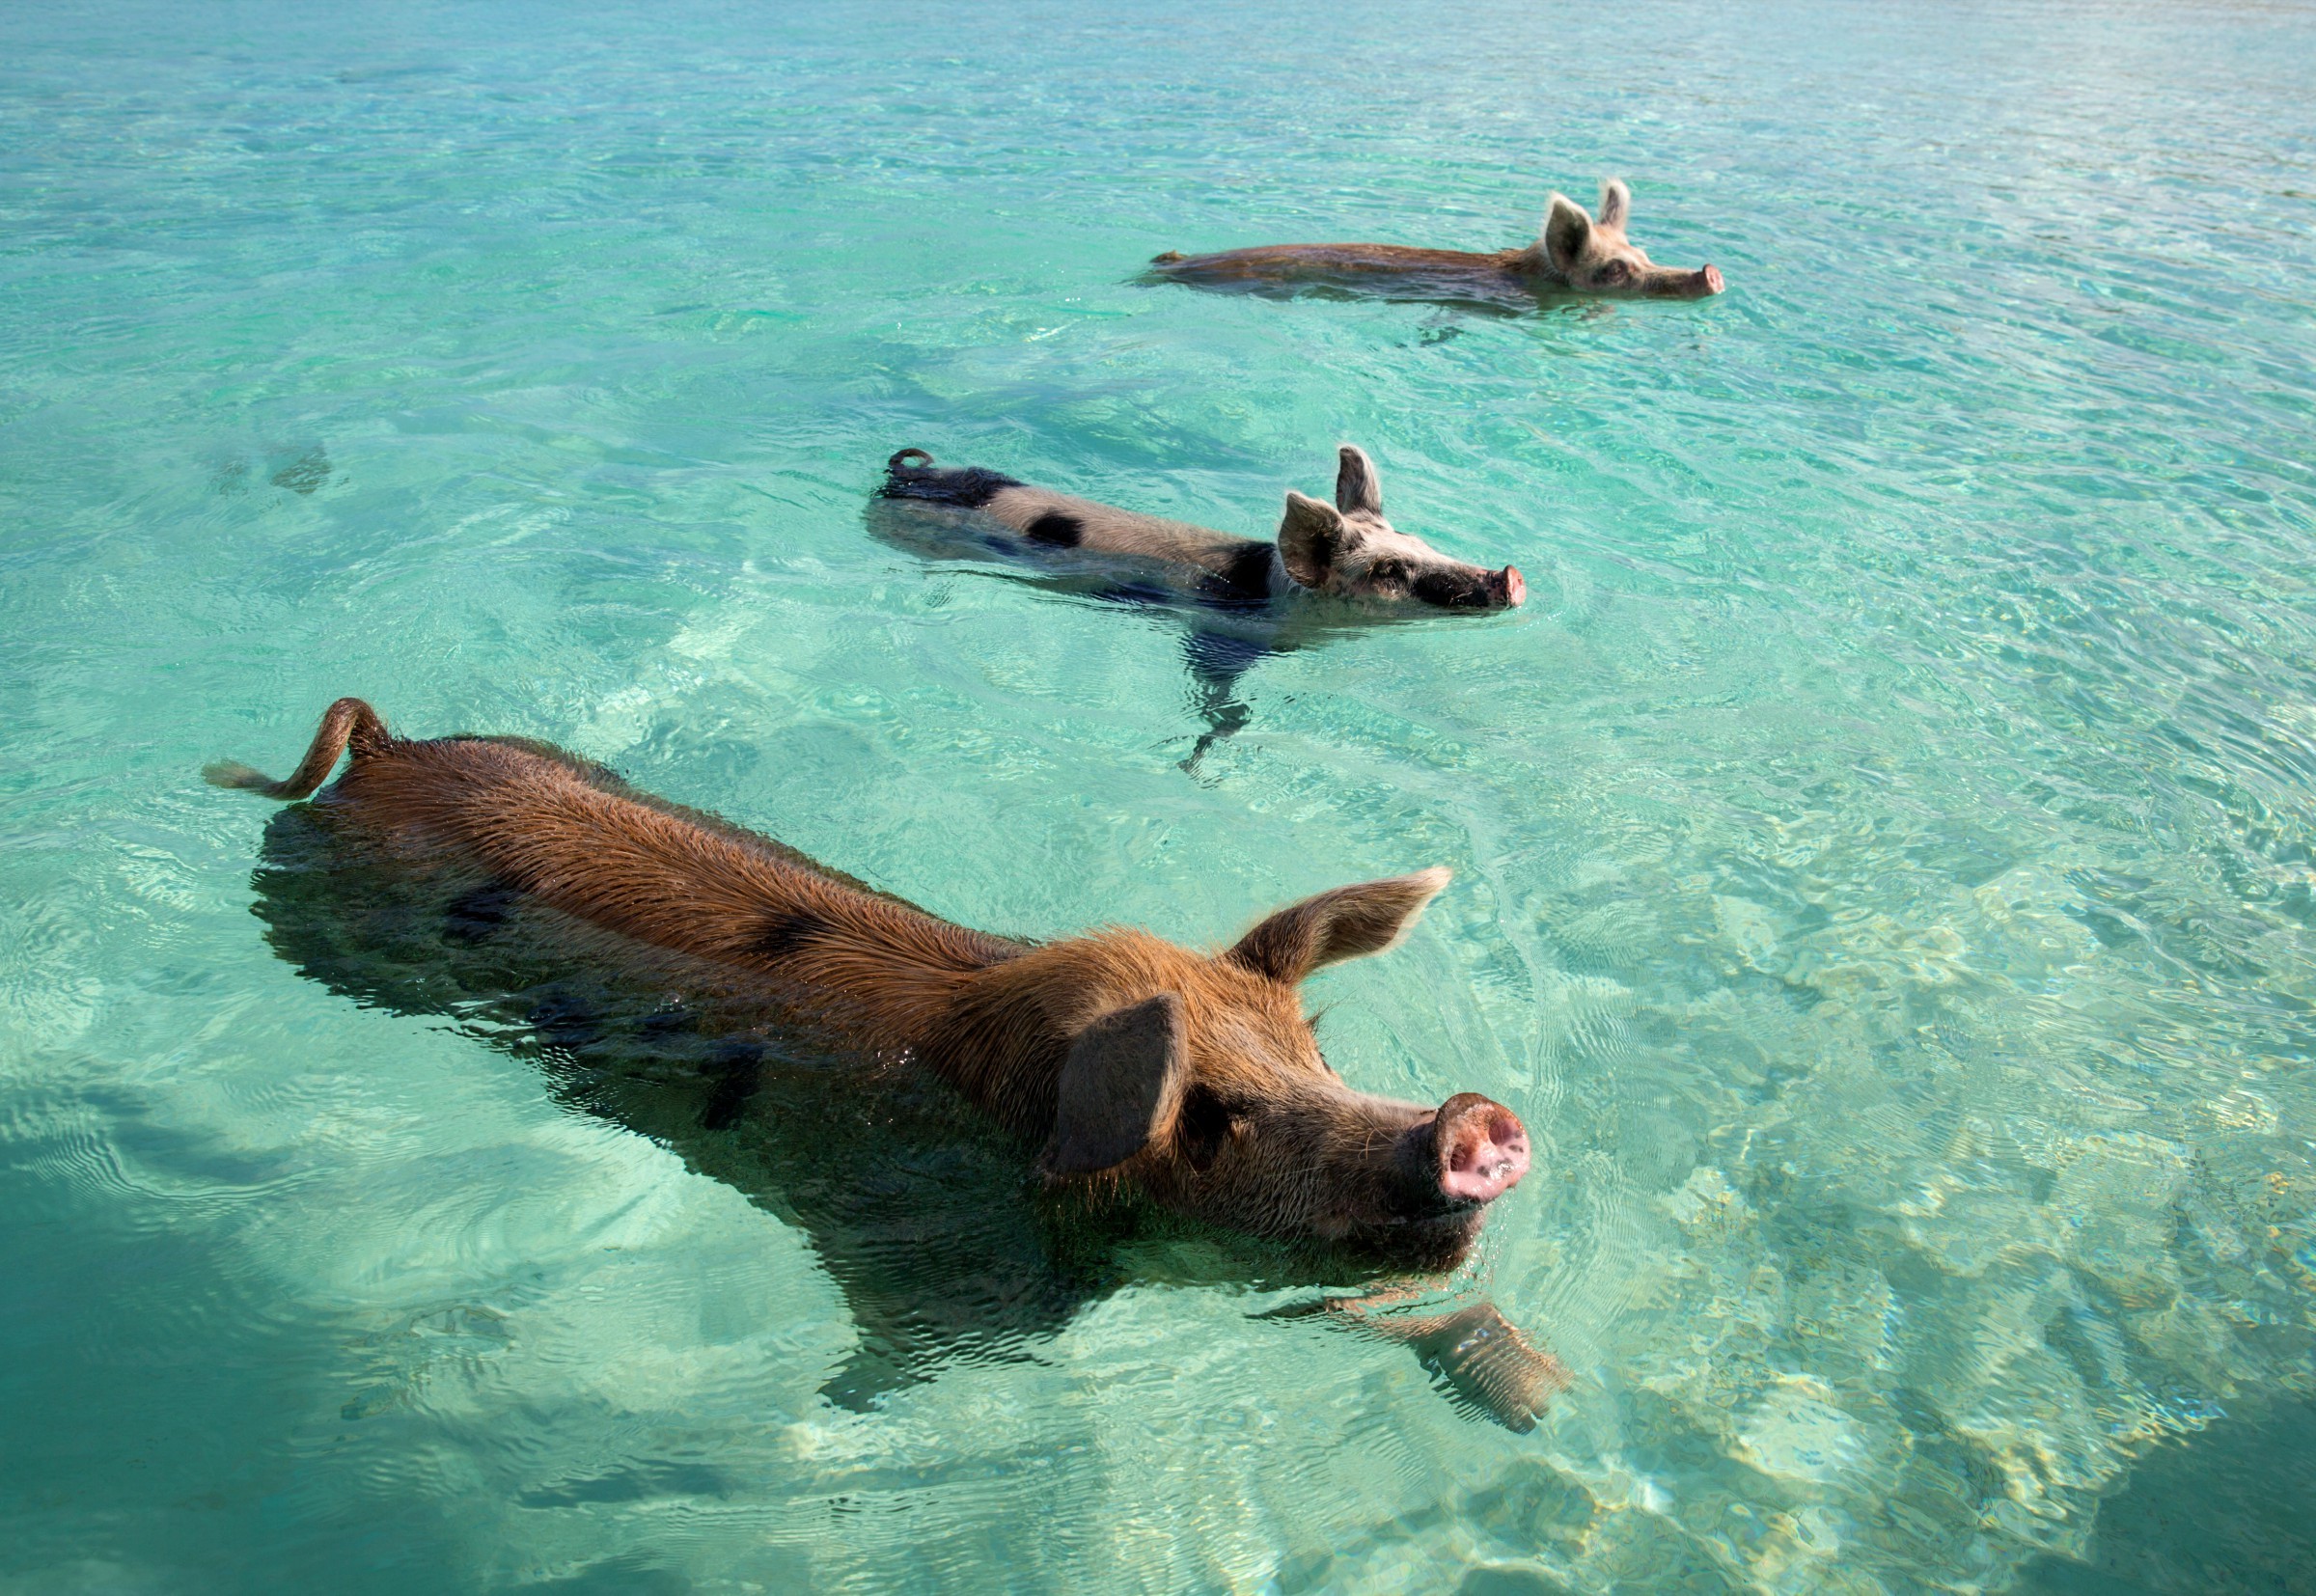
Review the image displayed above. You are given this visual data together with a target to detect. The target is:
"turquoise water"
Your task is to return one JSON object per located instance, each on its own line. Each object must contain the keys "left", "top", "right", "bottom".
{"left": 4, "top": 0, "right": 2315, "bottom": 1589}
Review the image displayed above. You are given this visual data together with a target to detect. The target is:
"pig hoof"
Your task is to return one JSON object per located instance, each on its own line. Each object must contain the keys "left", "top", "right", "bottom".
{"left": 1414, "top": 1304, "right": 1571, "bottom": 1432}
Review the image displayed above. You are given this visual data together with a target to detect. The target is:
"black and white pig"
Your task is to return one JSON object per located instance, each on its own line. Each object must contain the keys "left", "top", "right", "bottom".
{"left": 869, "top": 445, "right": 1523, "bottom": 768}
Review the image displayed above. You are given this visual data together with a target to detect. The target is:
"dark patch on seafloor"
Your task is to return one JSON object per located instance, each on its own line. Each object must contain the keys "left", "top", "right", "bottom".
{"left": 2015, "top": 1393, "right": 2316, "bottom": 1595}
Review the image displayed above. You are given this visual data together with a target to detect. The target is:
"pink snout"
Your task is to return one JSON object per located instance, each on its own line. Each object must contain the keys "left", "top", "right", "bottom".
{"left": 1432, "top": 1092, "right": 1530, "bottom": 1205}
{"left": 1699, "top": 264, "right": 1725, "bottom": 295}
{"left": 1498, "top": 565, "right": 1526, "bottom": 607}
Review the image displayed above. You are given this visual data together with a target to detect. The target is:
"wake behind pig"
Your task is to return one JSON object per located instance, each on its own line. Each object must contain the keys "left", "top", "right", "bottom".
{"left": 870, "top": 444, "right": 1523, "bottom": 769}
{"left": 207, "top": 699, "right": 1564, "bottom": 1425}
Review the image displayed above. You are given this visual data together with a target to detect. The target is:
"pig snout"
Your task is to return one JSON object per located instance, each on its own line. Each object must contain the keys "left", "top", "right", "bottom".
{"left": 1436, "top": 1093, "right": 1530, "bottom": 1202}
{"left": 1497, "top": 565, "right": 1525, "bottom": 607}
{"left": 1400, "top": 1092, "right": 1530, "bottom": 1208}
{"left": 1698, "top": 264, "right": 1724, "bottom": 296}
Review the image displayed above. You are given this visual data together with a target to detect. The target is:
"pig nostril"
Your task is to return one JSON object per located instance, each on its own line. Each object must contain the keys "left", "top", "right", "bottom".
{"left": 1427, "top": 1096, "right": 1531, "bottom": 1205}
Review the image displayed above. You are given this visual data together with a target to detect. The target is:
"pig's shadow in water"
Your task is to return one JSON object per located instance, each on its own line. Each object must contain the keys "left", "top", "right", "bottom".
{"left": 249, "top": 800, "right": 1558, "bottom": 1428}
{"left": 865, "top": 497, "right": 1422, "bottom": 777}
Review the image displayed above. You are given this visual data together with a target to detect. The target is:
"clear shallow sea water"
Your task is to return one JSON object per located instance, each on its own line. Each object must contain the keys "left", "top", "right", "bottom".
{"left": 3, "top": 0, "right": 2314, "bottom": 1590}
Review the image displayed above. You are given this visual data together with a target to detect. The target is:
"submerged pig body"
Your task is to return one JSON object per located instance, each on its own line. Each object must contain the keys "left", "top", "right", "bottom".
{"left": 209, "top": 701, "right": 1543, "bottom": 1413}
{"left": 1153, "top": 179, "right": 1724, "bottom": 309}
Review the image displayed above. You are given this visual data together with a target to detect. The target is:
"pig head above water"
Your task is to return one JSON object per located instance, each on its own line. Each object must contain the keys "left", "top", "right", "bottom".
{"left": 1151, "top": 179, "right": 1724, "bottom": 311}
{"left": 210, "top": 700, "right": 1559, "bottom": 1423}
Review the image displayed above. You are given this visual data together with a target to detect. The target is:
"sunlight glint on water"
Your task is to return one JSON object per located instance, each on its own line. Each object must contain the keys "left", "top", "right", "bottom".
{"left": 2, "top": 1, "right": 2313, "bottom": 1590}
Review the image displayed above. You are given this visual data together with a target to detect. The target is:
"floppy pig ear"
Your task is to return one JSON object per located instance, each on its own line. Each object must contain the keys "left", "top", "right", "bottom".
{"left": 1042, "top": 994, "right": 1188, "bottom": 1176}
{"left": 1226, "top": 867, "right": 1450, "bottom": 985}
{"left": 1541, "top": 193, "right": 1592, "bottom": 267}
{"left": 1277, "top": 491, "right": 1344, "bottom": 588}
{"left": 1336, "top": 445, "right": 1384, "bottom": 516}
{"left": 1595, "top": 179, "right": 1631, "bottom": 232}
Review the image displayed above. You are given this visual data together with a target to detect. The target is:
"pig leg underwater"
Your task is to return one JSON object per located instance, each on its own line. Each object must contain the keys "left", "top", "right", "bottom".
{"left": 1262, "top": 1288, "right": 1570, "bottom": 1432}
{"left": 1178, "top": 628, "right": 1271, "bottom": 773}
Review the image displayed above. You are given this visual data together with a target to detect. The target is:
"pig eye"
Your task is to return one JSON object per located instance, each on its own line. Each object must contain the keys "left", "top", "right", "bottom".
{"left": 1173, "top": 1085, "right": 1240, "bottom": 1173}
{"left": 1366, "top": 559, "right": 1409, "bottom": 587}
{"left": 1599, "top": 260, "right": 1634, "bottom": 284}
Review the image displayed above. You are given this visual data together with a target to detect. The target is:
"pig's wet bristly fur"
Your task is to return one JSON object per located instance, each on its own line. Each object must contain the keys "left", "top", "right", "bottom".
{"left": 873, "top": 445, "right": 1522, "bottom": 770}
{"left": 209, "top": 701, "right": 1556, "bottom": 1424}
{"left": 1149, "top": 179, "right": 1724, "bottom": 312}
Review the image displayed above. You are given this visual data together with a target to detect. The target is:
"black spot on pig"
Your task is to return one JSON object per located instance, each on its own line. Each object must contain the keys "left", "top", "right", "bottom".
{"left": 1025, "top": 511, "right": 1083, "bottom": 548}
{"left": 758, "top": 910, "right": 827, "bottom": 960}
{"left": 1201, "top": 542, "right": 1277, "bottom": 609}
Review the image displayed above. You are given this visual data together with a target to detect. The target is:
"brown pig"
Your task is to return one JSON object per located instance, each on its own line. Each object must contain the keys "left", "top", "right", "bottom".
{"left": 1151, "top": 179, "right": 1724, "bottom": 309}
{"left": 210, "top": 700, "right": 1547, "bottom": 1418}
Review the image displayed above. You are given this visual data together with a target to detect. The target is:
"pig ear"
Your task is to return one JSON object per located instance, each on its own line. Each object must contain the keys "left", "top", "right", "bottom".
{"left": 1276, "top": 491, "right": 1345, "bottom": 588}
{"left": 1225, "top": 867, "right": 1450, "bottom": 985}
{"left": 1541, "top": 193, "right": 1592, "bottom": 268}
{"left": 1042, "top": 994, "right": 1189, "bottom": 1176}
{"left": 1595, "top": 179, "right": 1631, "bottom": 232}
{"left": 1335, "top": 445, "right": 1385, "bottom": 516}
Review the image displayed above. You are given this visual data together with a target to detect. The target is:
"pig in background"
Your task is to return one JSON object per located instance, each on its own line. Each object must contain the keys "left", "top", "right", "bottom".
{"left": 868, "top": 445, "right": 1523, "bottom": 771}
{"left": 212, "top": 702, "right": 1565, "bottom": 1427}
{"left": 1149, "top": 179, "right": 1724, "bottom": 314}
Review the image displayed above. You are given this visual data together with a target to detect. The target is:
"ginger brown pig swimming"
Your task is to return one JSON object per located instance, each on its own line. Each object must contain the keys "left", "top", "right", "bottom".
{"left": 207, "top": 700, "right": 1533, "bottom": 1275}
{"left": 1152, "top": 179, "right": 1724, "bottom": 309}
